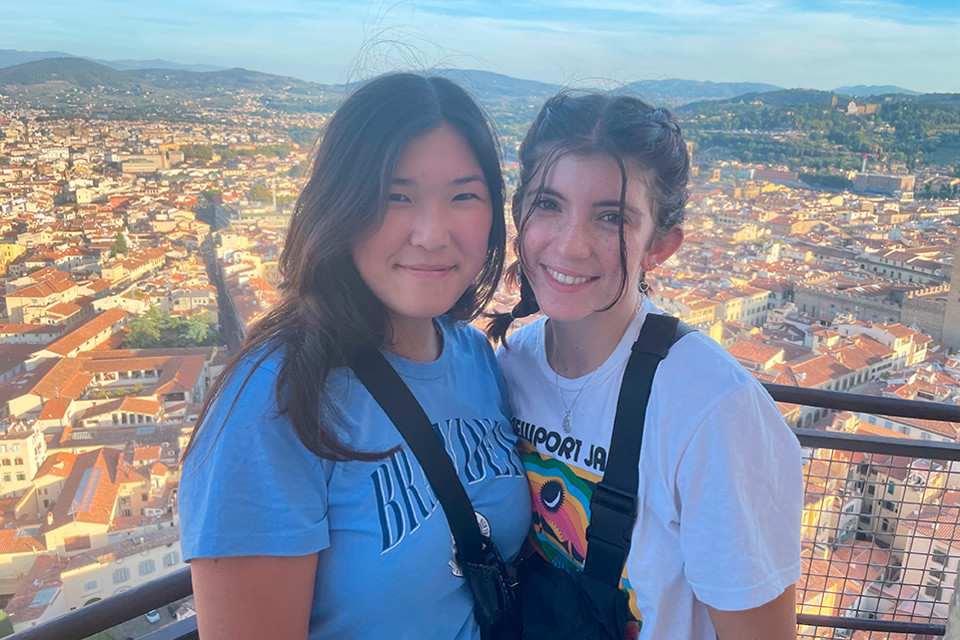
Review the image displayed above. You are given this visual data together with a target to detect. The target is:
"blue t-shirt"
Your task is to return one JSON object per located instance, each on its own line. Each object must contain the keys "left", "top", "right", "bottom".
{"left": 179, "top": 318, "right": 531, "bottom": 639}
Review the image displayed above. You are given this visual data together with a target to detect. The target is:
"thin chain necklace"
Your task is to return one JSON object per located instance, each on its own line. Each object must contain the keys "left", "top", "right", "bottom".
{"left": 549, "top": 295, "right": 645, "bottom": 434}
{"left": 555, "top": 366, "right": 600, "bottom": 434}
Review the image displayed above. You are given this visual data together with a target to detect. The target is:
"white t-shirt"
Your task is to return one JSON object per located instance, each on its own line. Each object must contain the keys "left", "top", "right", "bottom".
{"left": 498, "top": 301, "right": 803, "bottom": 640}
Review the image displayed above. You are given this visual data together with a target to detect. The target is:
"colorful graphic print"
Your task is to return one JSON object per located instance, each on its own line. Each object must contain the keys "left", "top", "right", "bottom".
{"left": 519, "top": 440, "right": 643, "bottom": 638}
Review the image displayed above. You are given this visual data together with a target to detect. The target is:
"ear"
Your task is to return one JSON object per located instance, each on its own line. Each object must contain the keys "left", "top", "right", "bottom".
{"left": 642, "top": 225, "right": 684, "bottom": 272}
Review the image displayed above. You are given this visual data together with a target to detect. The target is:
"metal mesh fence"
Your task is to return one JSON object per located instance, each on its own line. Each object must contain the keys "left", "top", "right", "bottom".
{"left": 796, "top": 428, "right": 958, "bottom": 639}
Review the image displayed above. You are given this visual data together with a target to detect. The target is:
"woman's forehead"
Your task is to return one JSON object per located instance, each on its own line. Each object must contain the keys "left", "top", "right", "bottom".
{"left": 529, "top": 152, "right": 653, "bottom": 210}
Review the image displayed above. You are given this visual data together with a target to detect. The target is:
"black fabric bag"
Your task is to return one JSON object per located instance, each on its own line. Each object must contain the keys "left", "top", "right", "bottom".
{"left": 519, "top": 314, "right": 694, "bottom": 640}
{"left": 352, "top": 350, "right": 521, "bottom": 640}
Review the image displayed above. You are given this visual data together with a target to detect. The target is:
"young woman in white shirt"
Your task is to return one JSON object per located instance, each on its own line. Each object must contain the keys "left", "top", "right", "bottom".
{"left": 490, "top": 92, "right": 803, "bottom": 640}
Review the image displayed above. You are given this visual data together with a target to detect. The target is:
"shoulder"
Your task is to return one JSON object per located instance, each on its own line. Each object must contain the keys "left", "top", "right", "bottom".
{"left": 440, "top": 316, "right": 495, "bottom": 356}
{"left": 496, "top": 318, "right": 544, "bottom": 374}
{"left": 649, "top": 326, "right": 797, "bottom": 459}
{"left": 657, "top": 329, "right": 762, "bottom": 416}
{"left": 184, "top": 343, "right": 313, "bottom": 471}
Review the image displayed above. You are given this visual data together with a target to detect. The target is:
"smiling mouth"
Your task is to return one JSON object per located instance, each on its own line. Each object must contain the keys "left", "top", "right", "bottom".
{"left": 399, "top": 264, "right": 455, "bottom": 278}
{"left": 545, "top": 266, "right": 594, "bottom": 286}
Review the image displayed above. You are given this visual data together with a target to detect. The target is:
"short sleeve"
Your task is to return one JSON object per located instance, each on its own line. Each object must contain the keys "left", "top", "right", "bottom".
{"left": 179, "top": 353, "right": 333, "bottom": 560}
{"left": 676, "top": 382, "right": 803, "bottom": 611}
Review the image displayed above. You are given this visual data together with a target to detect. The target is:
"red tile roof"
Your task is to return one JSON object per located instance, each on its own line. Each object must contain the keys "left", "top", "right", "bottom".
{"left": 43, "top": 309, "right": 127, "bottom": 357}
{"left": 0, "top": 527, "right": 46, "bottom": 554}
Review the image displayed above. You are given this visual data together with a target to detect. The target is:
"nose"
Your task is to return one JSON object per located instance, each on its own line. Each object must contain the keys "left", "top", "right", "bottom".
{"left": 408, "top": 200, "right": 451, "bottom": 251}
{"left": 554, "top": 213, "right": 591, "bottom": 259}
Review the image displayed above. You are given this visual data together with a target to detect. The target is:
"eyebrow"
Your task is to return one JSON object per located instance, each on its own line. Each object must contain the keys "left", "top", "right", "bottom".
{"left": 594, "top": 199, "right": 642, "bottom": 217}
{"left": 391, "top": 174, "right": 486, "bottom": 186}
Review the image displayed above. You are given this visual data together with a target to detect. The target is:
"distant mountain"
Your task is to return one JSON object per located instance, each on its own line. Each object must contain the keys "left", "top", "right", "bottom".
{"left": 125, "top": 67, "right": 328, "bottom": 94}
{"left": 436, "top": 69, "right": 560, "bottom": 101}
{"left": 0, "top": 58, "right": 134, "bottom": 88}
{"left": 712, "top": 88, "right": 838, "bottom": 107}
{"left": 0, "top": 49, "right": 77, "bottom": 69}
{"left": 94, "top": 58, "right": 229, "bottom": 73}
{"left": 626, "top": 79, "right": 783, "bottom": 105}
{"left": 0, "top": 49, "right": 230, "bottom": 73}
{"left": 833, "top": 84, "right": 920, "bottom": 97}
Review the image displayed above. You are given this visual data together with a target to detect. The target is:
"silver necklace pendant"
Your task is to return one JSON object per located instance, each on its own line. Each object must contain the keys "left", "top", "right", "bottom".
{"left": 562, "top": 412, "right": 573, "bottom": 433}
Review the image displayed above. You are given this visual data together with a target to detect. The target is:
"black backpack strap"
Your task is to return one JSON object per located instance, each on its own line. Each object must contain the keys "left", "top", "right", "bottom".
{"left": 351, "top": 349, "right": 485, "bottom": 565}
{"left": 582, "top": 314, "right": 692, "bottom": 586}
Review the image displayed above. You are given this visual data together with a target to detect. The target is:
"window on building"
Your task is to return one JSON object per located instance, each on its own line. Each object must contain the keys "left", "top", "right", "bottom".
{"left": 925, "top": 583, "right": 943, "bottom": 600}
{"left": 84, "top": 580, "right": 97, "bottom": 591}
{"left": 0, "top": 445, "right": 6, "bottom": 453}
{"left": 138, "top": 559, "right": 156, "bottom": 576}
{"left": 3, "top": 475, "right": 10, "bottom": 482}
{"left": 113, "top": 567, "right": 130, "bottom": 584}
{"left": 933, "top": 549, "right": 949, "bottom": 565}
{"left": 867, "top": 484, "right": 876, "bottom": 496}
{"left": 163, "top": 551, "right": 180, "bottom": 567}
{"left": 14, "top": 458, "right": 23, "bottom": 465}
{"left": 888, "top": 481, "right": 896, "bottom": 495}
{"left": 16, "top": 473, "right": 25, "bottom": 481}
{"left": 931, "top": 569, "right": 945, "bottom": 581}
{"left": 11, "top": 444, "right": 19, "bottom": 452}
{"left": 883, "top": 501, "right": 897, "bottom": 513}
{"left": 64, "top": 535, "right": 91, "bottom": 552}
{"left": 858, "top": 463, "right": 869, "bottom": 475}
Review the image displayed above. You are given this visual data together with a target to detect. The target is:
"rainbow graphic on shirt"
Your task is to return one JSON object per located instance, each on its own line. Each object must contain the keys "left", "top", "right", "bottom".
{"left": 519, "top": 440, "right": 642, "bottom": 639}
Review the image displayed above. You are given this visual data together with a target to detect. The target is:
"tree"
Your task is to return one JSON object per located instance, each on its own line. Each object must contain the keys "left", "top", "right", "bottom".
{"left": 0, "top": 611, "right": 13, "bottom": 638}
{"left": 109, "top": 231, "right": 128, "bottom": 258}
{"left": 179, "top": 315, "right": 217, "bottom": 346}
{"left": 123, "top": 308, "right": 219, "bottom": 349}
{"left": 249, "top": 183, "right": 272, "bottom": 203}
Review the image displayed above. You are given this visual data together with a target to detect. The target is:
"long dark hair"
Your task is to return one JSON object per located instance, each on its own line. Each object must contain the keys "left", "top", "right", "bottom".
{"left": 186, "top": 73, "right": 505, "bottom": 461}
{"left": 488, "top": 91, "right": 689, "bottom": 344}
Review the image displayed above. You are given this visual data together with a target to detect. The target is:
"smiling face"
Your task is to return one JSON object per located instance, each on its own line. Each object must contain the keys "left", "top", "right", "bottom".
{"left": 519, "top": 152, "right": 681, "bottom": 332}
{"left": 351, "top": 123, "right": 493, "bottom": 332}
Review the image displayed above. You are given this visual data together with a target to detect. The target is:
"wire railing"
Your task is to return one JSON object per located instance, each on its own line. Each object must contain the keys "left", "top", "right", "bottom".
{"left": 6, "top": 384, "right": 960, "bottom": 640}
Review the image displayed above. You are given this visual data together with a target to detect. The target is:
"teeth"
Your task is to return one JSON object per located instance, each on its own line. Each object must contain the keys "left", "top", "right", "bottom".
{"left": 546, "top": 267, "right": 590, "bottom": 285}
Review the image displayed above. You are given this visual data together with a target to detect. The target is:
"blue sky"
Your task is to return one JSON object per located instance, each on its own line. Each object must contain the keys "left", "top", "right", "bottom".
{"left": 2, "top": 0, "right": 958, "bottom": 92}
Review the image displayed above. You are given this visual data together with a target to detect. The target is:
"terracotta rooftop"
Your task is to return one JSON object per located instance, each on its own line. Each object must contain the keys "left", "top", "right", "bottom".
{"left": 729, "top": 339, "right": 784, "bottom": 365}
{"left": 0, "top": 526, "right": 46, "bottom": 554}
{"left": 43, "top": 309, "right": 127, "bottom": 357}
{"left": 64, "top": 528, "right": 180, "bottom": 573}
{"left": 34, "top": 452, "right": 77, "bottom": 480}
{"left": 3, "top": 554, "right": 70, "bottom": 625}
{"left": 40, "top": 448, "right": 121, "bottom": 535}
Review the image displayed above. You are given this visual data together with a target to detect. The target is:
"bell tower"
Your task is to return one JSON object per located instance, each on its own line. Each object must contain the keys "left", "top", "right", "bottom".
{"left": 944, "top": 230, "right": 960, "bottom": 350}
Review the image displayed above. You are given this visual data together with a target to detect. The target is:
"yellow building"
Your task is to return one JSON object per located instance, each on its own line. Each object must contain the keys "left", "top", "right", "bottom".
{"left": 0, "top": 243, "right": 27, "bottom": 276}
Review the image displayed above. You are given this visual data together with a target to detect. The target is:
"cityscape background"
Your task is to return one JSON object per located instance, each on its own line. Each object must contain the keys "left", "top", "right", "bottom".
{"left": 1, "top": 3, "right": 960, "bottom": 636}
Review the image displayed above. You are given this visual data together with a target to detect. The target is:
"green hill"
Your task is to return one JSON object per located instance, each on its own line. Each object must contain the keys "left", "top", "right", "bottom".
{"left": 0, "top": 57, "right": 133, "bottom": 88}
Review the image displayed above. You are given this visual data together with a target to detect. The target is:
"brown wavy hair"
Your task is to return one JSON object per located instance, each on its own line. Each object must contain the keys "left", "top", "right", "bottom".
{"left": 185, "top": 73, "right": 506, "bottom": 462}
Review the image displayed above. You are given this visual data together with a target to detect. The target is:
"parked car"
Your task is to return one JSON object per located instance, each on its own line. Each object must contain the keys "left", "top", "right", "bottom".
{"left": 145, "top": 610, "right": 161, "bottom": 623}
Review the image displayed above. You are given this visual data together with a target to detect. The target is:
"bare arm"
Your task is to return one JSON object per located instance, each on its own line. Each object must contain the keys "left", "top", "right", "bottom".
{"left": 191, "top": 553, "right": 319, "bottom": 640}
{"left": 707, "top": 584, "right": 797, "bottom": 640}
